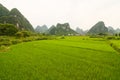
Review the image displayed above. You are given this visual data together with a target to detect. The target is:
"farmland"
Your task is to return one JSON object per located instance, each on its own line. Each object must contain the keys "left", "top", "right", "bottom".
{"left": 0, "top": 36, "right": 120, "bottom": 80}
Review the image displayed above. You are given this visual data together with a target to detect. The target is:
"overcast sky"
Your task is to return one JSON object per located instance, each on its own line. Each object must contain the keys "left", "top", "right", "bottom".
{"left": 0, "top": 0, "right": 120, "bottom": 30}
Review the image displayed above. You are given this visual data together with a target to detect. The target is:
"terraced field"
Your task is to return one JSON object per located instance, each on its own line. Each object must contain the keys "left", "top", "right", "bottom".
{"left": 110, "top": 40, "right": 120, "bottom": 47}
{"left": 0, "top": 36, "right": 120, "bottom": 80}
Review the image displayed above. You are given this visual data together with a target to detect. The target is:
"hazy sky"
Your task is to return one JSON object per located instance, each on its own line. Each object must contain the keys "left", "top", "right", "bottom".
{"left": 0, "top": 0, "right": 120, "bottom": 30}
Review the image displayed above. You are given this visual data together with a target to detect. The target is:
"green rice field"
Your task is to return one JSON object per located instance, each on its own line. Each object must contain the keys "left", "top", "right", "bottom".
{"left": 0, "top": 36, "right": 120, "bottom": 80}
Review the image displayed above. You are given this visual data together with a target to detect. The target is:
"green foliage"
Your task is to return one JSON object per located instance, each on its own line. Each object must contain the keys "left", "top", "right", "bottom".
{"left": 89, "top": 35, "right": 105, "bottom": 38}
{"left": 115, "top": 33, "right": 118, "bottom": 37}
{"left": 106, "top": 36, "right": 116, "bottom": 40}
{"left": 0, "top": 45, "right": 10, "bottom": 52}
{"left": 0, "top": 37, "right": 10, "bottom": 42}
{"left": 0, "top": 16, "right": 17, "bottom": 25}
{"left": 0, "top": 34, "right": 56, "bottom": 47}
{"left": 15, "top": 31, "right": 23, "bottom": 37}
{"left": 60, "top": 36, "right": 65, "bottom": 39}
{"left": 11, "top": 39, "right": 22, "bottom": 44}
{"left": 106, "top": 35, "right": 120, "bottom": 40}
{"left": 0, "top": 36, "right": 12, "bottom": 46}
{"left": 15, "top": 31, "right": 31, "bottom": 38}
{"left": 0, "top": 41, "right": 12, "bottom": 46}
{"left": 114, "top": 33, "right": 120, "bottom": 37}
{"left": 0, "top": 24, "right": 18, "bottom": 36}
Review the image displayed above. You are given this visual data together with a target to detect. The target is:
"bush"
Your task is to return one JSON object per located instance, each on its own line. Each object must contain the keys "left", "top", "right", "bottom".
{"left": 0, "top": 24, "right": 18, "bottom": 36}
{"left": 22, "top": 39, "right": 32, "bottom": 42}
{"left": 34, "top": 37, "right": 48, "bottom": 40}
{"left": 106, "top": 36, "right": 115, "bottom": 40}
{"left": 22, "top": 31, "right": 31, "bottom": 37}
{"left": 0, "top": 45, "right": 10, "bottom": 52}
{"left": 15, "top": 32, "right": 23, "bottom": 38}
{"left": 0, "top": 38, "right": 10, "bottom": 42}
{"left": 0, "top": 41, "right": 12, "bottom": 46}
{"left": 0, "top": 45, "right": 6, "bottom": 50}
{"left": 116, "top": 37, "right": 120, "bottom": 40}
{"left": 60, "top": 36, "right": 65, "bottom": 39}
{"left": 16, "top": 31, "right": 31, "bottom": 38}
{"left": 11, "top": 40, "right": 22, "bottom": 44}
{"left": 89, "top": 35, "right": 103, "bottom": 38}
{"left": 110, "top": 43, "right": 113, "bottom": 46}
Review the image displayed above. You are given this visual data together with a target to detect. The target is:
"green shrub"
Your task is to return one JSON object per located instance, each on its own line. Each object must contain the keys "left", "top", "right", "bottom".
{"left": 116, "top": 37, "right": 120, "bottom": 40}
{"left": 0, "top": 38, "right": 10, "bottom": 42}
{"left": 23, "top": 39, "right": 32, "bottom": 42}
{"left": 0, "top": 45, "right": 6, "bottom": 50}
{"left": 0, "top": 24, "right": 18, "bottom": 36}
{"left": 15, "top": 32, "right": 23, "bottom": 38}
{"left": 0, "top": 41, "right": 12, "bottom": 46}
{"left": 60, "top": 36, "right": 65, "bottom": 39}
{"left": 0, "top": 45, "right": 10, "bottom": 52}
{"left": 22, "top": 31, "right": 31, "bottom": 37}
{"left": 106, "top": 36, "right": 115, "bottom": 40}
{"left": 110, "top": 43, "right": 113, "bottom": 46}
{"left": 11, "top": 40, "right": 22, "bottom": 44}
{"left": 89, "top": 35, "right": 103, "bottom": 38}
{"left": 15, "top": 31, "right": 31, "bottom": 38}
{"left": 0, "top": 37, "right": 11, "bottom": 46}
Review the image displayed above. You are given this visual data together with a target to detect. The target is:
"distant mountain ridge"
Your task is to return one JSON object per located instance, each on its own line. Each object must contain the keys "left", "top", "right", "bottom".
{"left": 47, "top": 23, "right": 77, "bottom": 35}
{"left": 0, "top": 4, "right": 34, "bottom": 31}
{"left": 108, "top": 26, "right": 115, "bottom": 35}
{"left": 76, "top": 27, "right": 85, "bottom": 35}
{"left": 115, "top": 28, "right": 120, "bottom": 33}
{"left": 35, "top": 25, "right": 48, "bottom": 33}
{"left": 104, "top": 26, "right": 120, "bottom": 35}
{"left": 87, "top": 21, "right": 108, "bottom": 35}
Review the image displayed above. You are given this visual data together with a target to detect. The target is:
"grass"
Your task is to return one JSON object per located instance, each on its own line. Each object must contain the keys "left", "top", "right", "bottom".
{"left": 0, "top": 36, "right": 120, "bottom": 80}
{"left": 108, "top": 40, "right": 120, "bottom": 53}
{"left": 110, "top": 40, "right": 120, "bottom": 47}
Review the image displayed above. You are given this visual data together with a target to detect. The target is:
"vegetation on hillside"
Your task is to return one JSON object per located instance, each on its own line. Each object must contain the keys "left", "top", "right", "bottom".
{"left": 0, "top": 4, "right": 34, "bottom": 32}
{"left": 0, "top": 24, "right": 18, "bottom": 36}
{"left": 0, "top": 4, "right": 9, "bottom": 17}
